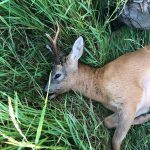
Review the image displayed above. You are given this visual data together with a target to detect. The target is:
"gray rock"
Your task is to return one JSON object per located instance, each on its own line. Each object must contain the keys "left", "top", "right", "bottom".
{"left": 119, "top": 0, "right": 150, "bottom": 29}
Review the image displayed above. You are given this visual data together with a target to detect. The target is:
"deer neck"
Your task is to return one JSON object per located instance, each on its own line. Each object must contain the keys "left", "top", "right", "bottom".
{"left": 71, "top": 63, "right": 104, "bottom": 103}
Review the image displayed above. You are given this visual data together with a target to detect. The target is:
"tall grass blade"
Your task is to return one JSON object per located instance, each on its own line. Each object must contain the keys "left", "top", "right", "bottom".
{"left": 8, "top": 96, "right": 27, "bottom": 142}
{"left": 35, "top": 73, "right": 51, "bottom": 145}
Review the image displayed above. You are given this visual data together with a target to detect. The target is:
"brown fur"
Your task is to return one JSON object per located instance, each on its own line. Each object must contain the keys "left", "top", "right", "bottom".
{"left": 69, "top": 46, "right": 150, "bottom": 150}
{"left": 45, "top": 37, "right": 150, "bottom": 150}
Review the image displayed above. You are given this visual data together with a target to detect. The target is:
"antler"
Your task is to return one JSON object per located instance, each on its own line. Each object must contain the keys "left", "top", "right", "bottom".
{"left": 45, "top": 23, "right": 60, "bottom": 57}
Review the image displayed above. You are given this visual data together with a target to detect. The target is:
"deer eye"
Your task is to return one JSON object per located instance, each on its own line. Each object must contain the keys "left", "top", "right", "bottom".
{"left": 54, "top": 73, "right": 61, "bottom": 79}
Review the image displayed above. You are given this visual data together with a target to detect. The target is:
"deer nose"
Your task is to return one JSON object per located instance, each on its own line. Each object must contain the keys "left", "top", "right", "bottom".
{"left": 44, "top": 82, "right": 54, "bottom": 93}
{"left": 44, "top": 85, "right": 48, "bottom": 92}
{"left": 44, "top": 83, "right": 50, "bottom": 92}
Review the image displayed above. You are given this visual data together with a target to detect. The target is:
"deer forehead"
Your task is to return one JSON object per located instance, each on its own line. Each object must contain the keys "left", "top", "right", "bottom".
{"left": 55, "top": 64, "right": 63, "bottom": 70}
{"left": 53, "top": 64, "right": 68, "bottom": 76}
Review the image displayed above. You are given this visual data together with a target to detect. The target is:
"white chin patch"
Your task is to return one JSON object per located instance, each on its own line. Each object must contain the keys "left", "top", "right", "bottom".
{"left": 48, "top": 93, "right": 56, "bottom": 99}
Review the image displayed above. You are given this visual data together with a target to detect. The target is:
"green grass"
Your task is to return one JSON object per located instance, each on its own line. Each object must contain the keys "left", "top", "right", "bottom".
{"left": 0, "top": 0, "right": 150, "bottom": 149}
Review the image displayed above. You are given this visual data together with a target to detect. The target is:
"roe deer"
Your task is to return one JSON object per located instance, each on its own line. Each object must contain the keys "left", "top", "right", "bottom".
{"left": 44, "top": 25, "right": 150, "bottom": 150}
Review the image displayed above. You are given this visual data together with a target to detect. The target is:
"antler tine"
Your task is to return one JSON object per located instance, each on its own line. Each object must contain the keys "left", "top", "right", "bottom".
{"left": 52, "top": 23, "right": 60, "bottom": 56}
{"left": 45, "top": 23, "right": 60, "bottom": 57}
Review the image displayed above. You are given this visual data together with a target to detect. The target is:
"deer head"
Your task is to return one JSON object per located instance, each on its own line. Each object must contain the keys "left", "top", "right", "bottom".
{"left": 44, "top": 25, "right": 84, "bottom": 99}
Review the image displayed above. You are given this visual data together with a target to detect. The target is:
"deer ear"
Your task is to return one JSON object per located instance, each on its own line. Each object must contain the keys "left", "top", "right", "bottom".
{"left": 69, "top": 36, "right": 84, "bottom": 61}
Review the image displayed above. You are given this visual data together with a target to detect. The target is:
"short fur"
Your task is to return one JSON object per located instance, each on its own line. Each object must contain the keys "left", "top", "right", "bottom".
{"left": 45, "top": 37, "right": 150, "bottom": 150}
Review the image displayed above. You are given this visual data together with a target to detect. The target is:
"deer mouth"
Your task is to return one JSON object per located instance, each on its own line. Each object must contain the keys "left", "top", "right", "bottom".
{"left": 49, "top": 92, "right": 57, "bottom": 99}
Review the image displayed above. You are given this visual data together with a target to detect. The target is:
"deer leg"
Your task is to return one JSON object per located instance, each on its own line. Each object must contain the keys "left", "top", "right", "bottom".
{"left": 112, "top": 106, "right": 136, "bottom": 150}
{"left": 104, "top": 113, "right": 150, "bottom": 129}
{"left": 104, "top": 113, "right": 118, "bottom": 129}
{"left": 133, "top": 114, "right": 150, "bottom": 125}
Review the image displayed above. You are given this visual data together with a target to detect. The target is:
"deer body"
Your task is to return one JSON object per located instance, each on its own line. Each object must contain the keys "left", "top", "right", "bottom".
{"left": 72, "top": 47, "right": 150, "bottom": 116}
{"left": 45, "top": 29, "right": 150, "bottom": 150}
